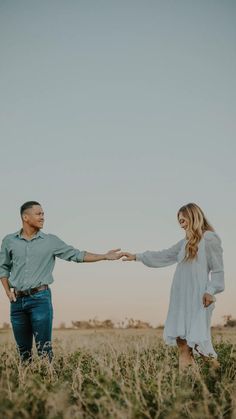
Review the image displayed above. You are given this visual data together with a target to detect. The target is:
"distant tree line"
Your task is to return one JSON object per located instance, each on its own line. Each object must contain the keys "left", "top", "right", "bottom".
{"left": 70, "top": 318, "right": 154, "bottom": 329}
{"left": 223, "top": 315, "right": 236, "bottom": 327}
{"left": 58, "top": 315, "right": 236, "bottom": 330}
{"left": 2, "top": 315, "right": 236, "bottom": 330}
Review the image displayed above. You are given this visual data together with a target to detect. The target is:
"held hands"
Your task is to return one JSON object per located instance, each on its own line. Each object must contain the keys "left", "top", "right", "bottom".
{"left": 202, "top": 292, "right": 215, "bottom": 308}
{"left": 104, "top": 250, "right": 136, "bottom": 261}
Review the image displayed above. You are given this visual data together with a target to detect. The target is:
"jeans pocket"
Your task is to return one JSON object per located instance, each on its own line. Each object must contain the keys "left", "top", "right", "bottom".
{"left": 31, "top": 289, "right": 51, "bottom": 300}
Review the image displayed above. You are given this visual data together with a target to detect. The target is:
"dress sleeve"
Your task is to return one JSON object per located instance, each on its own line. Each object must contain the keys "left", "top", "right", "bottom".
{"left": 51, "top": 235, "right": 85, "bottom": 263}
{"left": 136, "top": 239, "right": 183, "bottom": 268}
{"left": 205, "top": 231, "right": 225, "bottom": 295}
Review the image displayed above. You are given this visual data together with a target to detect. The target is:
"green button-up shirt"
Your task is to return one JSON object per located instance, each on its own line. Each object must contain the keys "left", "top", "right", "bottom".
{"left": 0, "top": 230, "right": 85, "bottom": 290}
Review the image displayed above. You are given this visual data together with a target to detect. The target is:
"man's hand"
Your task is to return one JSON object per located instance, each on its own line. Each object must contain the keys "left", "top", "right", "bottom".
{"left": 202, "top": 292, "right": 214, "bottom": 307}
{"left": 105, "top": 249, "right": 123, "bottom": 260}
{"left": 121, "top": 252, "right": 136, "bottom": 261}
{"left": 1, "top": 279, "right": 17, "bottom": 302}
{"left": 6, "top": 289, "right": 16, "bottom": 302}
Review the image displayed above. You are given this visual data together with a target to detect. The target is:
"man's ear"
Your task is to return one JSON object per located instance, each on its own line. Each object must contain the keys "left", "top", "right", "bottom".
{"left": 22, "top": 213, "right": 28, "bottom": 222}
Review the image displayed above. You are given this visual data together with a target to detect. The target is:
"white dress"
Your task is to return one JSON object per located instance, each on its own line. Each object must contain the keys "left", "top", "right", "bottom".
{"left": 136, "top": 231, "right": 225, "bottom": 358}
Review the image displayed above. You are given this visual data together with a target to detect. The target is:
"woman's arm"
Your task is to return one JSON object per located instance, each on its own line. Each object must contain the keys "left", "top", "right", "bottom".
{"left": 122, "top": 239, "right": 184, "bottom": 268}
{"left": 205, "top": 232, "right": 225, "bottom": 295}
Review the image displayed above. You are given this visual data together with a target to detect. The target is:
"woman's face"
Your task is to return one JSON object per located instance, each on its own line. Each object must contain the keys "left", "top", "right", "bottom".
{"left": 178, "top": 212, "right": 189, "bottom": 231}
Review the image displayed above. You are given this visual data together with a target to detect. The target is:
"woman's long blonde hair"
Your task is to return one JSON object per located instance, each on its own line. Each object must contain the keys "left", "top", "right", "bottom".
{"left": 177, "top": 203, "right": 214, "bottom": 261}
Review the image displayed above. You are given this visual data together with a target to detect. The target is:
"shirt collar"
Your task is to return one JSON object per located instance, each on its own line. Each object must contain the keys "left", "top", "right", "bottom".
{"left": 15, "top": 229, "right": 45, "bottom": 239}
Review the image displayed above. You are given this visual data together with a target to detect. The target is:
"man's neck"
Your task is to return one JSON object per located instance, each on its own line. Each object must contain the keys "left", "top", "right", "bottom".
{"left": 21, "top": 225, "right": 40, "bottom": 239}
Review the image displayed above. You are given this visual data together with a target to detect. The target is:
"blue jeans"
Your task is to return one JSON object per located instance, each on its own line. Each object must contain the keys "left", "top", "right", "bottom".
{"left": 10, "top": 288, "right": 53, "bottom": 362}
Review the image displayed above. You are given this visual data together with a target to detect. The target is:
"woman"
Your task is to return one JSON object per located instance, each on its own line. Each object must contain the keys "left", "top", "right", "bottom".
{"left": 122, "top": 203, "right": 225, "bottom": 370}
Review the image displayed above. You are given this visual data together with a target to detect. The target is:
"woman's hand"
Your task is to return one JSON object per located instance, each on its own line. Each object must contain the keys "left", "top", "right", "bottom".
{"left": 202, "top": 293, "right": 214, "bottom": 307}
{"left": 121, "top": 252, "right": 136, "bottom": 261}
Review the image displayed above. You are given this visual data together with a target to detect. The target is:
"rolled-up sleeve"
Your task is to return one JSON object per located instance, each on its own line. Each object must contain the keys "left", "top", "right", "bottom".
{"left": 205, "top": 232, "right": 225, "bottom": 295}
{"left": 0, "top": 237, "right": 12, "bottom": 278}
{"left": 51, "top": 235, "right": 85, "bottom": 263}
{"left": 136, "top": 239, "right": 183, "bottom": 268}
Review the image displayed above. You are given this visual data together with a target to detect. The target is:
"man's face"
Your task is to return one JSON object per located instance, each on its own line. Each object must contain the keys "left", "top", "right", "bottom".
{"left": 22, "top": 205, "right": 45, "bottom": 229}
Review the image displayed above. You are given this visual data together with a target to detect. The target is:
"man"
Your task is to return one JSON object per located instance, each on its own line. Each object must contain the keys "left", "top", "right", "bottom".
{"left": 0, "top": 201, "right": 122, "bottom": 362}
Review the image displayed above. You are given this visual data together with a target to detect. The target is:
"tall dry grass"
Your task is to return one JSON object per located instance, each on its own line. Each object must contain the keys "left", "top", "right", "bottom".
{"left": 0, "top": 329, "right": 235, "bottom": 418}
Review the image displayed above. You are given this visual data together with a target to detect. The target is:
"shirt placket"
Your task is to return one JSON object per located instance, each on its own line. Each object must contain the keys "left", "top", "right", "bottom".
{"left": 24, "top": 240, "right": 33, "bottom": 288}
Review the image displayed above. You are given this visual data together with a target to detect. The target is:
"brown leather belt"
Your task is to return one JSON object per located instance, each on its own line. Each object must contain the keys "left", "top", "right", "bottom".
{"left": 15, "top": 284, "right": 49, "bottom": 297}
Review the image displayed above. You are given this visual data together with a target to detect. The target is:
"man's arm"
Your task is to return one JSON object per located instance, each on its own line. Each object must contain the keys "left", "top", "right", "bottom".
{"left": 0, "top": 237, "right": 16, "bottom": 301}
{"left": 52, "top": 235, "right": 122, "bottom": 263}
{"left": 83, "top": 248, "right": 122, "bottom": 262}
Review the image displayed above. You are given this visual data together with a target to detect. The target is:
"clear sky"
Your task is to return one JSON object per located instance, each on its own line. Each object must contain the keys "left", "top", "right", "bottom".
{"left": 0, "top": 0, "right": 235, "bottom": 327}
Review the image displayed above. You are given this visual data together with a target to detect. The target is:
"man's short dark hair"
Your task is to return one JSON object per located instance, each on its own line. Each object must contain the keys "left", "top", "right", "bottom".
{"left": 20, "top": 201, "right": 41, "bottom": 217}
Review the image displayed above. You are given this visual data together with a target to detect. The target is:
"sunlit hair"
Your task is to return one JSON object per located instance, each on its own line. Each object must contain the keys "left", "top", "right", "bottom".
{"left": 177, "top": 203, "right": 214, "bottom": 261}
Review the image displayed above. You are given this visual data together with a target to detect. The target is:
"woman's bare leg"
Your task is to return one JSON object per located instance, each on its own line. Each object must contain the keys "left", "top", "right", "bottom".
{"left": 194, "top": 346, "right": 220, "bottom": 369}
{"left": 176, "top": 337, "right": 195, "bottom": 371}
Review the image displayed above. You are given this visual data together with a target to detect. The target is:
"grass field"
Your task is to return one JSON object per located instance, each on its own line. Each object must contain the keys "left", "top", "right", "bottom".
{"left": 0, "top": 328, "right": 236, "bottom": 419}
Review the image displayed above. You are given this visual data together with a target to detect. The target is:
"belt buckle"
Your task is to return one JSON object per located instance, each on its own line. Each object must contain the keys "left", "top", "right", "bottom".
{"left": 24, "top": 289, "right": 32, "bottom": 296}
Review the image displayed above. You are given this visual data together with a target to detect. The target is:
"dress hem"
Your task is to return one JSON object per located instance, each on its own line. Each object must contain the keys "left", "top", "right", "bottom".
{"left": 163, "top": 334, "right": 217, "bottom": 358}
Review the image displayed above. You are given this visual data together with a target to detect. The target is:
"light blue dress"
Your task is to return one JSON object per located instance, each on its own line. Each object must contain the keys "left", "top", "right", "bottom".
{"left": 136, "top": 231, "right": 225, "bottom": 357}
